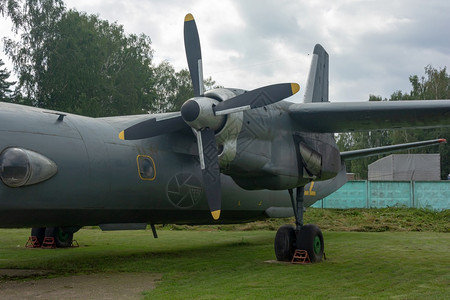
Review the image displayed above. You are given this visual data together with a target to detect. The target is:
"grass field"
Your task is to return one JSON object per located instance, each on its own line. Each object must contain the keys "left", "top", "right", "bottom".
{"left": 0, "top": 208, "right": 449, "bottom": 299}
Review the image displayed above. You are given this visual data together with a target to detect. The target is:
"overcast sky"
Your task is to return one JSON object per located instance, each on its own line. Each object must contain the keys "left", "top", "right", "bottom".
{"left": 1, "top": 0, "right": 449, "bottom": 102}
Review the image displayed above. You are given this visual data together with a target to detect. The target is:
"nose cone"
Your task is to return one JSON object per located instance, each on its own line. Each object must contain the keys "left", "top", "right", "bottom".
{"left": 181, "top": 99, "right": 200, "bottom": 122}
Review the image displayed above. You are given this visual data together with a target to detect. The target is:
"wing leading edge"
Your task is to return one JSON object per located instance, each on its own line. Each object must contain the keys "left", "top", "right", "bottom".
{"left": 289, "top": 100, "right": 450, "bottom": 133}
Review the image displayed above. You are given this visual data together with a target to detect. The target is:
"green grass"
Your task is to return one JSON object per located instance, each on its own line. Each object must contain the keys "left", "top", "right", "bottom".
{"left": 0, "top": 224, "right": 449, "bottom": 299}
{"left": 167, "top": 207, "right": 450, "bottom": 232}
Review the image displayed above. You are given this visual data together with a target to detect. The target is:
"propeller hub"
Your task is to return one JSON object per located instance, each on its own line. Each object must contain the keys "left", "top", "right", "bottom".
{"left": 181, "top": 97, "right": 225, "bottom": 131}
{"left": 181, "top": 99, "right": 200, "bottom": 122}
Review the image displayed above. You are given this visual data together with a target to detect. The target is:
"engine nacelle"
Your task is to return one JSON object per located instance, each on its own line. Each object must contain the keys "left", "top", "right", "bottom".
{"left": 203, "top": 89, "right": 341, "bottom": 191}
{"left": 230, "top": 132, "right": 341, "bottom": 190}
{"left": 203, "top": 88, "right": 247, "bottom": 169}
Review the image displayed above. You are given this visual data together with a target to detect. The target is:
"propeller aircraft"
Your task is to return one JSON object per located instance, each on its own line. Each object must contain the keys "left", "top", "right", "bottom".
{"left": 0, "top": 14, "right": 449, "bottom": 262}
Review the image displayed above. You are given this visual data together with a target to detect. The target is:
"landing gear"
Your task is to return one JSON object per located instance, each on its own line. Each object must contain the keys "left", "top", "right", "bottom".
{"left": 274, "top": 186, "right": 324, "bottom": 262}
{"left": 29, "top": 227, "right": 75, "bottom": 248}
{"left": 297, "top": 224, "right": 324, "bottom": 262}
{"left": 30, "top": 227, "right": 46, "bottom": 246}
{"left": 274, "top": 225, "right": 296, "bottom": 261}
{"left": 44, "top": 227, "right": 74, "bottom": 248}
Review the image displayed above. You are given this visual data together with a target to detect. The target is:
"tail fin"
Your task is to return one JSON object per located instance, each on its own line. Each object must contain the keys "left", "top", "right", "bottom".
{"left": 303, "top": 44, "right": 329, "bottom": 103}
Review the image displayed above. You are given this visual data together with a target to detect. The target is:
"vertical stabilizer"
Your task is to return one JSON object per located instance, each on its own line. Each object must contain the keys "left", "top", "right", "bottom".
{"left": 303, "top": 44, "right": 329, "bottom": 103}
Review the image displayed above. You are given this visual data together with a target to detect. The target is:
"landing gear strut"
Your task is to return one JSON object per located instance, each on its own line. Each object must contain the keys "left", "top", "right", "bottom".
{"left": 274, "top": 186, "right": 324, "bottom": 262}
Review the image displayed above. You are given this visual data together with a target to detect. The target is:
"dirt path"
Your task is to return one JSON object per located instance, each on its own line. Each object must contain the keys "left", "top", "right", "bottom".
{"left": 0, "top": 271, "right": 161, "bottom": 299}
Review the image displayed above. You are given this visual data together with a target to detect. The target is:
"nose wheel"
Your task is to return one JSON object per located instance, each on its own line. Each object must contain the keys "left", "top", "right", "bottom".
{"left": 274, "top": 186, "right": 324, "bottom": 262}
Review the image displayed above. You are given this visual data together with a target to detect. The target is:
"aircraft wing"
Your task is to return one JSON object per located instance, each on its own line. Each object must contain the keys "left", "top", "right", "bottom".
{"left": 341, "top": 138, "right": 446, "bottom": 160}
{"left": 289, "top": 100, "right": 450, "bottom": 132}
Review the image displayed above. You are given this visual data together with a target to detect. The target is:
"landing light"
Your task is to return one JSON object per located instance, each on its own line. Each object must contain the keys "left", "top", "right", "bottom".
{"left": 0, "top": 148, "right": 57, "bottom": 187}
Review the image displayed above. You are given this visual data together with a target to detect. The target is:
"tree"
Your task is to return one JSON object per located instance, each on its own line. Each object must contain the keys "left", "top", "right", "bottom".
{"left": 1, "top": 1, "right": 221, "bottom": 116}
{"left": 391, "top": 66, "right": 450, "bottom": 179}
{"left": 339, "top": 66, "right": 450, "bottom": 179}
{"left": 152, "top": 61, "right": 219, "bottom": 113}
{"left": 151, "top": 61, "right": 194, "bottom": 113}
{"left": 0, "top": 59, "right": 15, "bottom": 101}
{"left": 336, "top": 95, "right": 391, "bottom": 178}
{"left": 37, "top": 10, "right": 156, "bottom": 116}
{"left": 2, "top": 0, "right": 66, "bottom": 105}
{"left": 0, "top": 0, "right": 22, "bottom": 25}
{"left": 152, "top": 60, "right": 178, "bottom": 113}
{"left": 2, "top": 1, "right": 156, "bottom": 116}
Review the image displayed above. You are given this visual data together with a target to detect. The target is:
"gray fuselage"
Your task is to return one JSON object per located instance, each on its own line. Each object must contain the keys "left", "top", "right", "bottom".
{"left": 0, "top": 101, "right": 346, "bottom": 228}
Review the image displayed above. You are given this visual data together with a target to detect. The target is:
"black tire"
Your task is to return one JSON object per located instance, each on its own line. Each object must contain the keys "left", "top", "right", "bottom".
{"left": 31, "top": 227, "right": 45, "bottom": 246}
{"left": 297, "top": 224, "right": 324, "bottom": 263}
{"left": 274, "top": 224, "right": 296, "bottom": 261}
{"left": 45, "top": 227, "right": 73, "bottom": 248}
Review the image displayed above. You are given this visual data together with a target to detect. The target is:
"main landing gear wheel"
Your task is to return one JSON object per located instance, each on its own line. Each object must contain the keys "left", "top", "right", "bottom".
{"left": 297, "top": 224, "right": 324, "bottom": 263}
{"left": 274, "top": 187, "right": 325, "bottom": 263}
{"left": 274, "top": 224, "right": 324, "bottom": 262}
{"left": 31, "top": 227, "right": 45, "bottom": 246}
{"left": 274, "top": 225, "right": 296, "bottom": 261}
{"left": 45, "top": 227, "right": 74, "bottom": 248}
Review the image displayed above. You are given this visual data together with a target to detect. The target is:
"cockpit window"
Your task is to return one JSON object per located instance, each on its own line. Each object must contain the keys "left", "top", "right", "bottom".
{"left": 0, "top": 148, "right": 30, "bottom": 187}
{"left": 0, "top": 148, "right": 57, "bottom": 187}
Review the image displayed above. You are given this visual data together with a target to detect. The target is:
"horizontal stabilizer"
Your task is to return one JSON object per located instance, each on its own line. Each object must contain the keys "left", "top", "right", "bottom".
{"left": 289, "top": 100, "right": 450, "bottom": 132}
{"left": 341, "top": 139, "right": 446, "bottom": 161}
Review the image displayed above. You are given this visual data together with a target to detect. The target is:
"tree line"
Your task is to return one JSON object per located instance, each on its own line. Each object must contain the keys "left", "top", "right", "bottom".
{"left": 337, "top": 66, "right": 450, "bottom": 179}
{"left": 1, "top": 0, "right": 448, "bottom": 178}
{"left": 0, "top": 0, "right": 216, "bottom": 116}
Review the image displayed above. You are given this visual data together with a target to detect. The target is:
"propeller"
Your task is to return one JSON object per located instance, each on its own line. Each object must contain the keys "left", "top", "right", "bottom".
{"left": 184, "top": 13, "right": 204, "bottom": 97}
{"left": 119, "top": 13, "right": 300, "bottom": 220}
{"left": 118, "top": 113, "right": 185, "bottom": 140}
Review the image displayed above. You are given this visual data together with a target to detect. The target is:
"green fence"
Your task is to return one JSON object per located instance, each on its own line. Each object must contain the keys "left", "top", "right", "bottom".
{"left": 312, "top": 181, "right": 450, "bottom": 210}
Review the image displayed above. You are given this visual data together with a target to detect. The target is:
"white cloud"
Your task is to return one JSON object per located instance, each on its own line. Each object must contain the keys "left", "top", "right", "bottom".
{"left": 1, "top": 0, "right": 449, "bottom": 102}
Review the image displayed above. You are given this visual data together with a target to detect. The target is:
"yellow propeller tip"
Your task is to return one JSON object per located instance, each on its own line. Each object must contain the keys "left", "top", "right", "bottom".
{"left": 291, "top": 83, "right": 300, "bottom": 95}
{"left": 211, "top": 210, "right": 221, "bottom": 220}
{"left": 185, "top": 13, "right": 194, "bottom": 22}
{"left": 118, "top": 131, "right": 125, "bottom": 140}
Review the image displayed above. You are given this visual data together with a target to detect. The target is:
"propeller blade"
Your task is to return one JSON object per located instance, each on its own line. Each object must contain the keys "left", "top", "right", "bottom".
{"left": 195, "top": 128, "right": 221, "bottom": 220}
{"left": 184, "top": 13, "right": 204, "bottom": 97}
{"left": 214, "top": 83, "right": 300, "bottom": 115}
{"left": 119, "top": 114, "right": 186, "bottom": 140}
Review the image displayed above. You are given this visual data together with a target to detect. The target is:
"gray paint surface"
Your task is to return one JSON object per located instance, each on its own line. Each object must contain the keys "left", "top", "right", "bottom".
{"left": 368, "top": 154, "right": 441, "bottom": 181}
